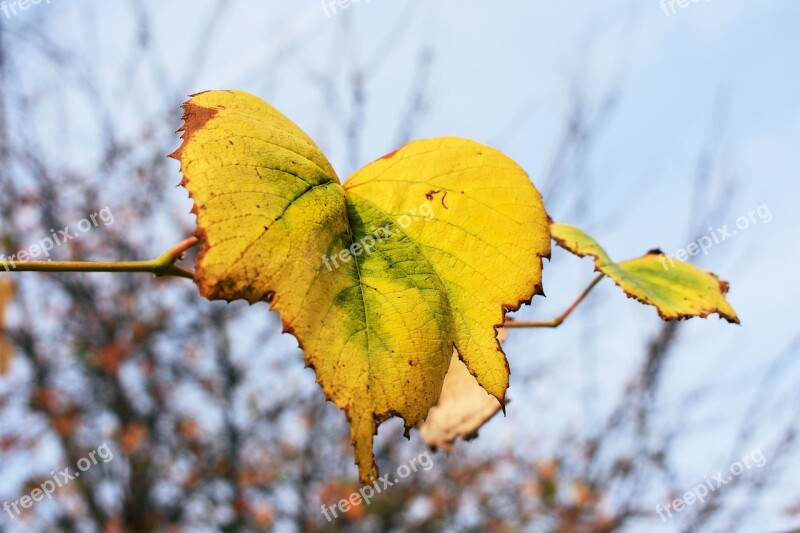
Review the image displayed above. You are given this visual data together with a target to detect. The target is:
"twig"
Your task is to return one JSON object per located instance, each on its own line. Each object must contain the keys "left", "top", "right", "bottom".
{"left": 0, "top": 236, "right": 199, "bottom": 280}
{"left": 504, "top": 273, "right": 604, "bottom": 328}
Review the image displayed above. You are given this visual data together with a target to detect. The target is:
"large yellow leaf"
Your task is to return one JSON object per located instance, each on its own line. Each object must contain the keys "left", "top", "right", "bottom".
{"left": 550, "top": 223, "right": 739, "bottom": 323}
{"left": 171, "top": 90, "right": 550, "bottom": 482}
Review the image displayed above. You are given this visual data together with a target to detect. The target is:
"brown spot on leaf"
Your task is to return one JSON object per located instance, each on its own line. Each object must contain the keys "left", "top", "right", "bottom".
{"left": 425, "top": 189, "right": 448, "bottom": 208}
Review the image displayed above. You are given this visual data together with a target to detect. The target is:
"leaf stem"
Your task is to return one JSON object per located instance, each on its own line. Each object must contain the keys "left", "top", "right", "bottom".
{"left": 504, "top": 273, "right": 604, "bottom": 328}
{"left": 0, "top": 236, "right": 199, "bottom": 280}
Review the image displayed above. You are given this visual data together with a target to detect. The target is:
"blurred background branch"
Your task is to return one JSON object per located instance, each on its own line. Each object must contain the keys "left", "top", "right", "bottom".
{"left": 0, "top": 1, "right": 797, "bottom": 532}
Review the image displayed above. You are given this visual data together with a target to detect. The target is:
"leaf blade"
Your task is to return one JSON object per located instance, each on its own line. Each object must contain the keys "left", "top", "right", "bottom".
{"left": 550, "top": 223, "right": 739, "bottom": 323}
{"left": 345, "top": 138, "right": 551, "bottom": 402}
{"left": 173, "top": 91, "right": 551, "bottom": 482}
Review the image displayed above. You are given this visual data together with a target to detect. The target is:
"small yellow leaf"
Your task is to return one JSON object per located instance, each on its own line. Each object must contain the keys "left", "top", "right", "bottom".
{"left": 550, "top": 223, "right": 739, "bottom": 323}
{"left": 172, "top": 90, "right": 550, "bottom": 482}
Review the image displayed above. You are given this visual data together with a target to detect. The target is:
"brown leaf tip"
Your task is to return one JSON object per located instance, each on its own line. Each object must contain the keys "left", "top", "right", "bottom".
{"left": 169, "top": 101, "right": 219, "bottom": 162}
{"left": 378, "top": 147, "right": 401, "bottom": 161}
{"left": 717, "top": 279, "right": 730, "bottom": 294}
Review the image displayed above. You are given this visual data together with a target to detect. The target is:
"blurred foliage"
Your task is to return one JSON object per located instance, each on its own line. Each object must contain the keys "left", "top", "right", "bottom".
{"left": 0, "top": 3, "right": 796, "bottom": 533}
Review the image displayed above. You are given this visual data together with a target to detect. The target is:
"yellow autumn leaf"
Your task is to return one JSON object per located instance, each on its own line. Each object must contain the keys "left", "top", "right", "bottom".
{"left": 172, "top": 90, "right": 550, "bottom": 482}
{"left": 550, "top": 223, "right": 739, "bottom": 323}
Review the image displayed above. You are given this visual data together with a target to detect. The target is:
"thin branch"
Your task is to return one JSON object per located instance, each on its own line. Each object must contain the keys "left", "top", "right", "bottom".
{"left": 0, "top": 236, "right": 199, "bottom": 279}
{"left": 504, "top": 273, "right": 604, "bottom": 328}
